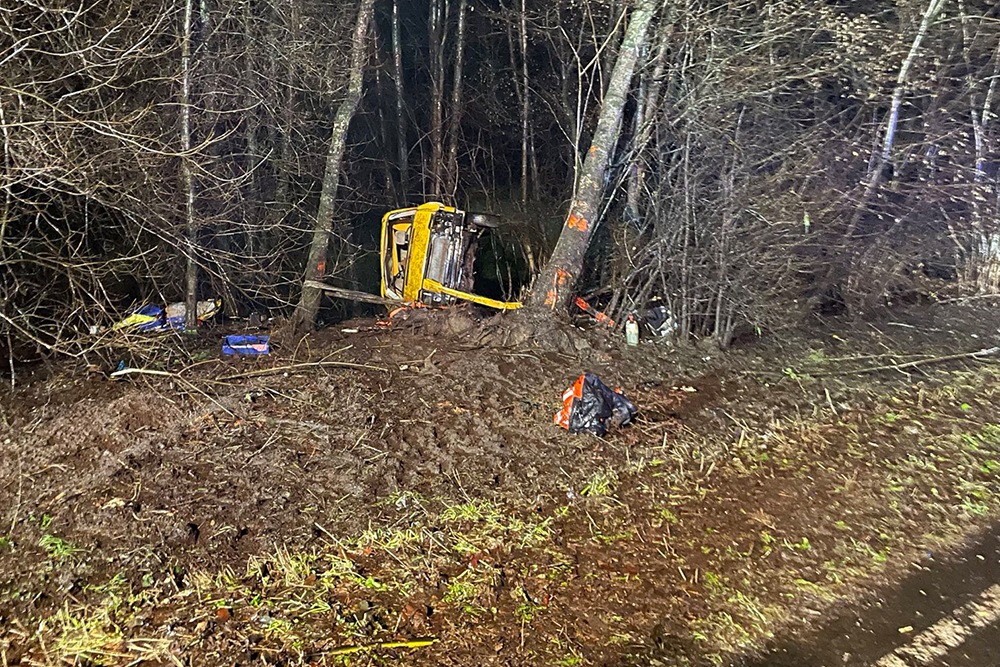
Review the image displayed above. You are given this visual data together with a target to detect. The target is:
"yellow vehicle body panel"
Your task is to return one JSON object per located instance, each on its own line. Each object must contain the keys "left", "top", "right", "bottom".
{"left": 379, "top": 201, "right": 521, "bottom": 311}
{"left": 402, "top": 202, "right": 450, "bottom": 302}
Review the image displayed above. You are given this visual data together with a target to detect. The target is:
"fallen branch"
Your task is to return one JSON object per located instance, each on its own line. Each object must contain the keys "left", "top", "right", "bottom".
{"left": 109, "top": 366, "right": 236, "bottom": 417}
{"left": 109, "top": 367, "right": 176, "bottom": 379}
{"left": 934, "top": 294, "right": 1000, "bottom": 304}
{"left": 219, "top": 360, "right": 389, "bottom": 380}
{"left": 303, "top": 280, "right": 398, "bottom": 306}
{"left": 812, "top": 347, "right": 1000, "bottom": 376}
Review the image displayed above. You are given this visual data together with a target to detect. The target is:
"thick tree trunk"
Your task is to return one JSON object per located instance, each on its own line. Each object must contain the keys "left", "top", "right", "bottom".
{"left": 181, "top": 0, "right": 198, "bottom": 332}
{"left": 527, "top": 0, "right": 658, "bottom": 313}
{"left": 292, "top": 0, "right": 375, "bottom": 332}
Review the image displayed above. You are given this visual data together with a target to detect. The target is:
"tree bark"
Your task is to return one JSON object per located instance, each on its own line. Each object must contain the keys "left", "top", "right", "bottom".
{"left": 292, "top": 0, "right": 376, "bottom": 331}
{"left": 527, "top": 0, "right": 658, "bottom": 313}
{"left": 181, "top": 0, "right": 198, "bottom": 332}
{"left": 428, "top": 0, "right": 446, "bottom": 197}
{"left": 443, "top": 0, "right": 467, "bottom": 199}
{"left": 518, "top": 0, "right": 530, "bottom": 205}
{"left": 626, "top": 32, "right": 667, "bottom": 223}
{"left": 843, "top": 0, "right": 946, "bottom": 239}
{"left": 391, "top": 0, "right": 409, "bottom": 199}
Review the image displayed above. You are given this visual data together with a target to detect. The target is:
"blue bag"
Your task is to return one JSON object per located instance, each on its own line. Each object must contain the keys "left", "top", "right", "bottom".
{"left": 222, "top": 335, "right": 270, "bottom": 356}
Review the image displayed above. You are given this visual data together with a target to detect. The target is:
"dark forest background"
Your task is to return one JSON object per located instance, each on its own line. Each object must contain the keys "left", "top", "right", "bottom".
{"left": 2, "top": 0, "right": 999, "bottom": 363}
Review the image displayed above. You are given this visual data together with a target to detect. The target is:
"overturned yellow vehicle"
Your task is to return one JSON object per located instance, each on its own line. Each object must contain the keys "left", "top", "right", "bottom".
{"left": 380, "top": 202, "right": 521, "bottom": 310}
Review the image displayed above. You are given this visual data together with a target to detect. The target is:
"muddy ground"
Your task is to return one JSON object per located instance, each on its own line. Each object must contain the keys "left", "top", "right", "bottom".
{"left": 2, "top": 303, "right": 1000, "bottom": 666}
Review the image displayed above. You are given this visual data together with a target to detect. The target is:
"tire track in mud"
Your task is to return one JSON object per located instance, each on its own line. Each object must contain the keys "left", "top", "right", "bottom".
{"left": 737, "top": 525, "right": 1000, "bottom": 667}
{"left": 873, "top": 583, "right": 1000, "bottom": 666}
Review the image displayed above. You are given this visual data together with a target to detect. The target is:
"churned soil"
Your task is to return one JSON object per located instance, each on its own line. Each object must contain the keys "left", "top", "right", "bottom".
{"left": 2, "top": 302, "right": 1000, "bottom": 666}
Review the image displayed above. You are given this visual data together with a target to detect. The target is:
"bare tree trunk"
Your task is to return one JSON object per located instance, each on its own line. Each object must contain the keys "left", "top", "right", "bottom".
{"left": 444, "top": 0, "right": 467, "bottom": 198}
{"left": 428, "top": 0, "right": 446, "bottom": 197}
{"left": 527, "top": 0, "right": 658, "bottom": 313}
{"left": 626, "top": 33, "right": 667, "bottom": 222}
{"left": 958, "top": 0, "right": 1000, "bottom": 291}
{"left": 519, "top": 0, "right": 530, "bottom": 205}
{"left": 181, "top": 0, "right": 198, "bottom": 332}
{"left": 267, "top": 0, "right": 298, "bottom": 236}
{"left": 844, "top": 0, "right": 946, "bottom": 239}
{"left": 292, "top": 0, "right": 375, "bottom": 331}
{"left": 391, "top": 0, "right": 409, "bottom": 199}
{"left": 375, "top": 66, "right": 398, "bottom": 201}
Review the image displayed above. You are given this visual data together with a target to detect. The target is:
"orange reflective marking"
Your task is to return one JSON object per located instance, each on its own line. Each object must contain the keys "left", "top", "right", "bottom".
{"left": 567, "top": 214, "right": 589, "bottom": 232}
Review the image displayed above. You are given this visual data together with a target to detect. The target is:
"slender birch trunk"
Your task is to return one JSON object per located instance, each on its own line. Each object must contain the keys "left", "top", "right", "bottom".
{"left": 180, "top": 0, "right": 198, "bottom": 332}
{"left": 844, "top": 0, "right": 946, "bottom": 238}
{"left": 293, "top": 0, "right": 376, "bottom": 331}
{"left": 958, "top": 0, "right": 1000, "bottom": 290}
{"left": 626, "top": 33, "right": 667, "bottom": 222}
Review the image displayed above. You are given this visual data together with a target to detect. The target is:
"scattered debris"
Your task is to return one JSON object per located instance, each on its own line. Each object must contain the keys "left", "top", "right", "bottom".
{"left": 112, "top": 300, "right": 221, "bottom": 332}
{"left": 574, "top": 297, "right": 615, "bottom": 327}
{"left": 625, "top": 313, "right": 639, "bottom": 346}
{"left": 554, "top": 372, "right": 637, "bottom": 436}
{"left": 377, "top": 301, "right": 430, "bottom": 328}
{"left": 645, "top": 302, "right": 678, "bottom": 338}
{"left": 222, "top": 335, "right": 270, "bottom": 356}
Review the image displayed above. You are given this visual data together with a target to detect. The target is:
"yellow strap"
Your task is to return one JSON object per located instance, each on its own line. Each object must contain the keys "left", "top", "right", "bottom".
{"left": 423, "top": 279, "right": 522, "bottom": 311}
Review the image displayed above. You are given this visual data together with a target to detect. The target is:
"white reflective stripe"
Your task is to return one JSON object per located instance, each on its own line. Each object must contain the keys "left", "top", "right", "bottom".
{"left": 872, "top": 583, "right": 1000, "bottom": 667}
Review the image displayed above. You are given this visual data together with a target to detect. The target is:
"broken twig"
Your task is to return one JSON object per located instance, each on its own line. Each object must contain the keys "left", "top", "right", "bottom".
{"left": 219, "top": 360, "right": 389, "bottom": 380}
{"left": 813, "top": 347, "right": 1000, "bottom": 376}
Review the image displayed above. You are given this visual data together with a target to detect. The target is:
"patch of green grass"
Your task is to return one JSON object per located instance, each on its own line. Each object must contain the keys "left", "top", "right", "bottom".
{"left": 580, "top": 469, "right": 618, "bottom": 497}
{"left": 959, "top": 481, "right": 992, "bottom": 515}
{"left": 263, "top": 617, "right": 296, "bottom": 641}
{"left": 784, "top": 537, "right": 811, "bottom": 552}
{"left": 514, "top": 600, "right": 541, "bottom": 624}
{"left": 39, "top": 534, "right": 78, "bottom": 561}
{"left": 793, "top": 578, "right": 836, "bottom": 600}
{"left": 556, "top": 652, "right": 584, "bottom": 667}
{"left": 442, "top": 573, "right": 485, "bottom": 616}
{"left": 691, "top": 610, "right": 753, "bottom": 650}
{"left": 980, "top": 459, "right": 1000, "bottom": 474}
{"left": 806, "top": 349, "right": 826, "bottom": 364}
{"left": 658, "top": 508, "right": 679, "bottom": 525}
{"left": 47, "top": 597, "right": 171, "bottom": 666}
{"left": 759, "top": 530, "right": 776, "bottom": 556}
{"left": 850, "top": 538, "right": 890, "bottom": 564}
{"left": 881, "top": 411, "right": 901, "bottom": 424}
